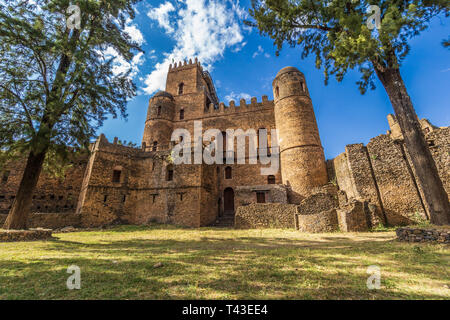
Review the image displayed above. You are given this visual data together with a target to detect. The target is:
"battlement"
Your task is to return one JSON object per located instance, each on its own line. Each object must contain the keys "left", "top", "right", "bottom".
{"left": 204, "top": 95, "right": 274, "bottom": 115}
{"left": 168, "top": 58, "right": 203, "bottom": 72}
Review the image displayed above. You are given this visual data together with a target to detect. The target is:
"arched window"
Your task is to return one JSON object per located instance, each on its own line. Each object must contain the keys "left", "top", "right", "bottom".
{"left": 225, "top": 166, "right": 232, "bottom": 179}
{"left": 166, "top": 165, "right": 174, "bottom": 181}
{"left": 157, "top": 106, "right": 161, "bottom": 116}
{"left": 268, "top": 175, "right": 276, "bottom": 184}
{"left": 112, "top": 169, "right": 121, "bottom": 183}
{"left": 152, "top": 141, "right": 158, "bottom": 151}
{"left": 180, "top": 109, "right": 184, "bottom": 120}
{"left": 178, "top": 83, "right": 184, "bottom": 95}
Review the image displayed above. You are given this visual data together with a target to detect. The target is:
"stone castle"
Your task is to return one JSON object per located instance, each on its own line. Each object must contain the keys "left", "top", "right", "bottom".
{"left": 1, "top": 60, "right": 449, "bottom": 231}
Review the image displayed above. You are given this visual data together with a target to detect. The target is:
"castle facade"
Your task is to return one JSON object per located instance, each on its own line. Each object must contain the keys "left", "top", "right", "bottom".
{"left": 0, "top": 61, "right": 448, "bottom": 231}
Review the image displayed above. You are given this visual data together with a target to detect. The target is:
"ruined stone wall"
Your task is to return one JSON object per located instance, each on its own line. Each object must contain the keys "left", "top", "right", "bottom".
{"left": 427, "top": 127, "right": 450, "bottom": 198}
{"left": 331, "top": 124, "right": 449, "bottom": 227}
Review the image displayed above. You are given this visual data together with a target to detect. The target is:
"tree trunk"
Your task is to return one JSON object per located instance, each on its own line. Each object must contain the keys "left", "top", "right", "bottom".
{"left": 2, "top": 149, "right": 47, "bottom": 230}
{"left": 374, "top": 66, "right": 450, "bottom": 225}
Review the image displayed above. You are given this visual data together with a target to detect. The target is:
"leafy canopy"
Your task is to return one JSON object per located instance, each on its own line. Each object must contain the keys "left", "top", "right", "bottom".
{"left": 247, "top": 0, "right": 449, "bottom": 93}
{"left": 0, "top": 0, "right": 142, "bottom": 170}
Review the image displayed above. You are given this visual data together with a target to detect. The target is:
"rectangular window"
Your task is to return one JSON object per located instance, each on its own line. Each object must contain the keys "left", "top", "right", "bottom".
{"left": 167, "top": 170, "right": 174, "bottom": 181}
{"left": 256, "top": 192, "right": 266, "bottom": 204}
{"left": 112, "top": 170, "right": 121, "bottom": 183}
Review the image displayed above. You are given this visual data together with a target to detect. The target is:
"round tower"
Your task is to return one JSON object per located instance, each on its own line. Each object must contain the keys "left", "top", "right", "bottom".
{"left": 272, "top": 67, "right": 328, "bottom": 204}
{"left": 142, "top": 91, "right": 175, "bottom": 151}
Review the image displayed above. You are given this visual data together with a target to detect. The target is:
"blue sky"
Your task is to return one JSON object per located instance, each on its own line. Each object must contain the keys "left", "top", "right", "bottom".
{"left": 101, "top": 0, "right": 450, "bottom": 159}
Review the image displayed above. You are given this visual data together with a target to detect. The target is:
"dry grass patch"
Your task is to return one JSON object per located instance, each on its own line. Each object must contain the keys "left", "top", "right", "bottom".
{"left": 0, "top": 224, "right": 448, "bottom": 299}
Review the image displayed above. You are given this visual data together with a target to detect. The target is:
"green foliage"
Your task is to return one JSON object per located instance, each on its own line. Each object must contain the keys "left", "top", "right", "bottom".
{"left": 247, "top": 0, "right": 449, "bottom": 93}
{"left": 0, "top": 0, "right": 142, "bottom": 172}
{"left": 116, "top": 139, "right": 138, "bottom": 147}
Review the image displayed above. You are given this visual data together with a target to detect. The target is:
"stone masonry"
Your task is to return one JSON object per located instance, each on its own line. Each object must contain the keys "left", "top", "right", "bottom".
{"left": 0, "top": 61, "right": 448, "bottom": 231}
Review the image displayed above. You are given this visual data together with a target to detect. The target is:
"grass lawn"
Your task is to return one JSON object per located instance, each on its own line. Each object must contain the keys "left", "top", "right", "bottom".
{"left": 0, "top": 224, "right": 449, "bottom": 300}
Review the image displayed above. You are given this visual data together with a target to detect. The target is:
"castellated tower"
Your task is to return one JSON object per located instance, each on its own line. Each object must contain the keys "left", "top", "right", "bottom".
{"left": 273, "top": 67, "right": 328, "bottom": 204}
{"left": 142, "top": 91, "right": 175, "bottom": 151}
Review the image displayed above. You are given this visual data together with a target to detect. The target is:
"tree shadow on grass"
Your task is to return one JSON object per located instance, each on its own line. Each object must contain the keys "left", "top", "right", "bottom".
{"left": 1, "top": 229, "right": 448, "bottom": 300}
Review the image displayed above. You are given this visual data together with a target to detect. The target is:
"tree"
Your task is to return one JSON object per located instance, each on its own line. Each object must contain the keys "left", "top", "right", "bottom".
{"left": 0, "top": 0, "right": 142, "bottom": 229}
{"left": 247, "top": 0, "right": 450, "bottom": 225}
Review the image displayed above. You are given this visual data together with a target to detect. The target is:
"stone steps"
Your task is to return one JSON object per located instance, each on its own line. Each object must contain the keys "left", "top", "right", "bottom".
{"left": 212, "top": 214, "right": 235, "bottom": 227}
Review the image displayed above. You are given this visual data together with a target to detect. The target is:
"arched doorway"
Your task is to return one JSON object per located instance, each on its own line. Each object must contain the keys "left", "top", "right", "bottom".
{"left": 224, "top": 188, "right": 235, "bottom": 215}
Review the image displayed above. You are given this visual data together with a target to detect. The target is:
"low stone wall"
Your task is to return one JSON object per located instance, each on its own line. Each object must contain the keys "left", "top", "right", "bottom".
{"left": 0, "top": 228, "right": 53, "bottom": 242}
{"left": 396, "top": 227, "right": 450, "bottom": 243}
{"left": 295, "top": 209, "right": 339, "bottom": 233}
{"left": 235, "top": 203, "right": 297, "bottom": 229}
{"left": 337, "top": 200, "right": 369, "bottom": 232}
{"left": 0, "top": 213, "right": 81, "bottom": 229}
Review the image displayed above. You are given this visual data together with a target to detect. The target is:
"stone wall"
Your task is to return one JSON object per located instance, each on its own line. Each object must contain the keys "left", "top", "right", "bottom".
{"left": 330, "top": 120, "right": 449, "bottom": 227}
{"left": 0, "top": 152, "right": 88, "bottom": 215}
{"left": 0, "top": 213, "right": 81, "bottom": 229}
{"left": 235, "top": 184, "right": 288, "bottom": 207}
{"left": 396, "top": 227, "right": 450, "bottom": 243}
{"left": 235, "top": 203, "right": 297, "bottom": 229}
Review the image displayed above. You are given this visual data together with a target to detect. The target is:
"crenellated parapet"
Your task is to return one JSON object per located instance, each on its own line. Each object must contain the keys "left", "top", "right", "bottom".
{"left": 169, "top": 57, "right": 203, "bottom": 73}
{"left": 204, "top": 95, "right": 274, "bottom": 115}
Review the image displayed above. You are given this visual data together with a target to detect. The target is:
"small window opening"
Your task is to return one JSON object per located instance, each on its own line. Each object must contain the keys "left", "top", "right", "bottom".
{"left": 180, "top": 109, "right": 185, "bottom": 120}
{"left": 268, "top": 175, "right": 276, "bottom": 184}
{"left": 152, "top": 141, "right": 158, "bottom": 151}
{"left": 103, "top": 195, "right": 108, "bottom": 203}
{"left": 225, "top": 166, "right": 232, "bottom": 179}
{"left": 2, "top": 170, "right": 10, "bottom": 183}
{"left": 122, "top": 195, "right": 126, "bottom": 203}
{"left": 275, "top": 86, "right": 279, "bottom": 98}
{"left": 256, "top": 192, "right": 266, "bottom": 203}
{"left": 157, "top": 106, "right": 162, "bottom": 116}
{"left": 167, "top": 166, "right": 174, "bottom": 181}
{"left": 178, "top": 83, "right": 184, "bottom": 95}
{"left": 112, "top": 170, "right": 122, "bottom": 183}
{"left": 152, "top": 194, "right": 157, "bottom": 203}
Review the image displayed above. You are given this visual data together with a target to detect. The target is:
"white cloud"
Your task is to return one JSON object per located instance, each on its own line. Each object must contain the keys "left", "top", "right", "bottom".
{"left": 147, "top": 2, "right": 176, "bottom": 34}
{"left": 224, "top": 92, "right": 252, "bottom": 103}
{"left": 253, "top": 45, "right": 270, "bottom": 59}
{"left": 125, "top": 23, "right": 144, "bottom": 45}
{"left": 104, "top": 47, "right": 145, "bottom": 78}
{"left": 143, "top": 0, "right": 246, "bottom": 95}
